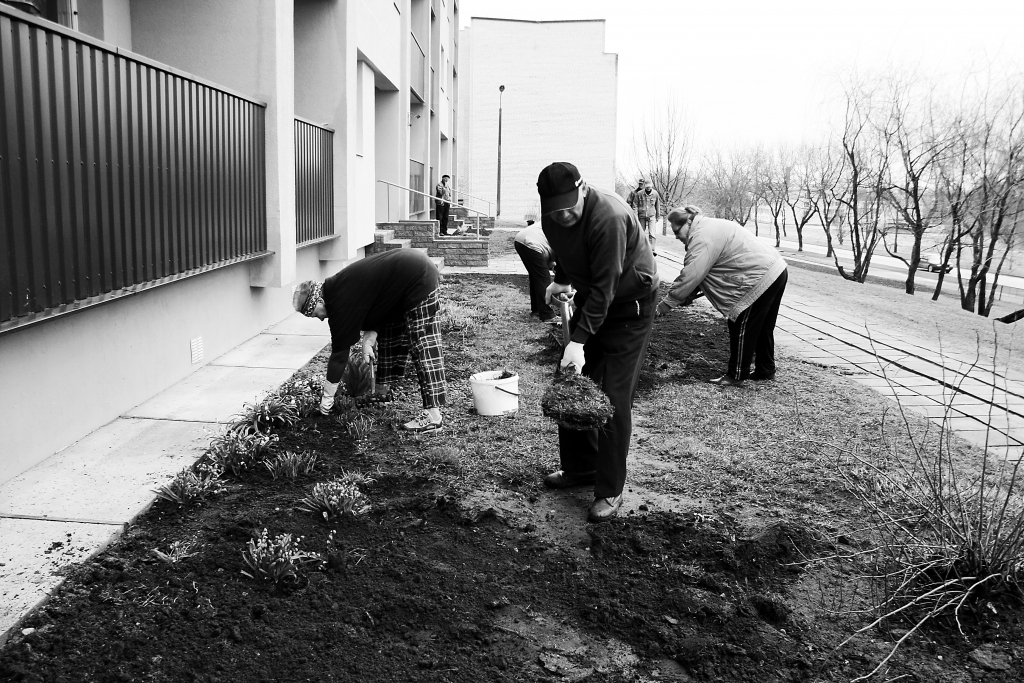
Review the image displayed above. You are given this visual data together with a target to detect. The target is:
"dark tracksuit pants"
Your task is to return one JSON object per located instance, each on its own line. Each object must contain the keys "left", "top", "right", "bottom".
{"left": 727, "top": 269, "right": 788, "bottom": 379}
{"left": 558, "top": 291, "right": 657, "bottom": 499}
{"left": 436, "top": 203, "right": 450, "bottom": 235}
{"left": 513, "top": 241, "right": 553, "bottom": 317}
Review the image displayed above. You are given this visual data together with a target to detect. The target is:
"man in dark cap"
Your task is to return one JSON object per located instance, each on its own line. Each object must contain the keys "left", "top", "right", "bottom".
{"left": 292, "top": 249, "right": 446, "bottom": 432}
{"left": 537, "top": 162, "right": 660, "bottom": 522}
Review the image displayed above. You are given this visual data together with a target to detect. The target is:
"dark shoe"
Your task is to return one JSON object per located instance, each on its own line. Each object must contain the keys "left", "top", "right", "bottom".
{"left": 709, "top": 374, "right": 743, "bottom": 387}
{"left": 538, "top": 312, "right": 558, "bottom": 323}
{"left": 543, "top": 469, "right": 597, "bottom": 489}
{"left": 749, "top": 370, "right": 776, "bottom": 381}
{"left": 588, "top": 495, "right": 623, "bottom": 523}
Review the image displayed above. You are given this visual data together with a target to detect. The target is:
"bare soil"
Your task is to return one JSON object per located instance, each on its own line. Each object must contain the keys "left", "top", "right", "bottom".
{"left": 1, "top": 274, "right": 1021, "bottom": 683}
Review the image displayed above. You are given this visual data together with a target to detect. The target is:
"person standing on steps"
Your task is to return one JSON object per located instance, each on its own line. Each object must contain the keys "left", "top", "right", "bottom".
{"left": 435, "top": 174, "right": 452, "bottom": 236}
{"left": 657, "top": 205, "right": 788, "bottom": 387}
{"left": 635, "top": 180, "right": 661, "bottom": 256}
{"left": 514, "top": 221, "right": 558, "bottom": 323}
{"left": 292, "top": 249, "right": 447, "bottom": 433}
{"left": 537, "top": 162, "right": 660, "bottom": 523}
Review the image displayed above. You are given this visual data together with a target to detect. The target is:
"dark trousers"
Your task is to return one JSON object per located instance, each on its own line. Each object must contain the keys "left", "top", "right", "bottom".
{"left": 513, "top": 242, "right": 553, "bottom": 316}
{"left": 727, "top": 269, "right": 788, "bottom": 379}
{"left": 436, "top": 203, "right": 450, "bottom": 235}
{"left": 558, "top": 293, "right": 657, "bottom": 498}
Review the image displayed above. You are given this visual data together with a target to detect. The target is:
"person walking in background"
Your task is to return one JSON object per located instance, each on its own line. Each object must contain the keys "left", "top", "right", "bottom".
{"left": 435, "top": 174, "right": 452, "bottom": 236}
{"left": 537, "top": 162, "right": 660, "bottom": 523}
{"left": 626, "top": 177, "right": 644, "bottom": 215}
{"left": 635, "top": 181, "right": 661, "bottom": 256}
{"left": 657, "top": 205, "right": 788, "bottom": 387}
{"left": 514, "top": 221, "right": 558, "bottom": 322}
{"left": 292, "top": 249, "right": 447, "bottom": 433}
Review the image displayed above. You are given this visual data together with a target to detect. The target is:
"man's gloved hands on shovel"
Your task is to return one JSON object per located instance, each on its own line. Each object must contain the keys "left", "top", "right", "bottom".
{"left": 560, "top": 342, "right": 586, "bottom": 375}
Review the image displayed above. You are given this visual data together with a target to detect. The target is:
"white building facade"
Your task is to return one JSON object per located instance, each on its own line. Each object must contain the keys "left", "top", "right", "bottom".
{"left": 458, "top": 18, "right": 617, "bottom": 220}
{"left": 0, "top": 0, "right": 459, "bottom": 484}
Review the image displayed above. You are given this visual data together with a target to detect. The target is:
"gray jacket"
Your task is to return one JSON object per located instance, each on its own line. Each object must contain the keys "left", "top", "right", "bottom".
{"left": 662, "top": 216, "right": 786, "bottom": 320}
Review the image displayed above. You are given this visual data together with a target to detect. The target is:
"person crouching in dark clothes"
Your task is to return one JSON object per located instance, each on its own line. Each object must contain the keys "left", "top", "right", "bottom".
{"left": 537, "top": 162, "right": 660, "bottom": 523}
{"left": 657, "top": 205, "right": 788, "bottom": 386}
{"left": 513, "top": 222, "right": 558, "bottom": 322}
{"left": 293, "top": 249, "right": 446, "bottom": 432}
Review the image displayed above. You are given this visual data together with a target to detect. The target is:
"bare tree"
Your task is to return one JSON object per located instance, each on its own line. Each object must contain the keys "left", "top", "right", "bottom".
{"left": 631, "top": 99, "right": 697, "bottom": 233}
{"left": 880, "top": 76, "right": 951, "bottom": 294}
{"left": 783, "top": 146, "right": 819, "bottom": 252}
{"left": 831, "top": 80, "right": 893, "bottom": 283}
{"left": 698, "top": 147, "right": 758, "bottom": 225}
{"left": 954, "top": 82, "right": 1024, "bottom": 316}
{"left": 755, "top": 146, "right": 790, "bottom": 248}
{"left": 807, "top": 144, "right": 847, "bottom": 258}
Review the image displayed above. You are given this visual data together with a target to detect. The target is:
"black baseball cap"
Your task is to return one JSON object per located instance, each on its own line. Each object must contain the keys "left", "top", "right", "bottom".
{"left": 537, "top": 162, "right": 582, "bottom": 215}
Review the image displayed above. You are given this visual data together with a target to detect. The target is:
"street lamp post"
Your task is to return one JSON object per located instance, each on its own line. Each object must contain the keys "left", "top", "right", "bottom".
{"left": 496, "top": 85, "right": 504, "bottom": 217}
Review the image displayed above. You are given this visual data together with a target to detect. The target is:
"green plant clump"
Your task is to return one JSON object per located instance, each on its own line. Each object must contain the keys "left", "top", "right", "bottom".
{"left": 263, "top": 449, "right": 319, "bottom": 480}
{"left": 275, "top": 376, "right": 322, "bottom": 418}
{"left": 541, "top": 372, "right": 615, "bottom": 430}
{"left": 297, "top": 480, "right": 370, "bottom": 521}
{"left": 208, "top": 431, "right": 278, "bottom": 476}
{"left": 240, "top": 529, "right": 322, "bottom": 584}
{"left": 155, "top": 463, "right": 224, "bottom": 505}
{"left": 231, "top": 395, "right": 299, "bottom": 437}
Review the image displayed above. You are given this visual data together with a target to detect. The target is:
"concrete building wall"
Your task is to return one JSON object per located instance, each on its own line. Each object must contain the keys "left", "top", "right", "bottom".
{"left": 458, "top": 18, "right": 617, "bottom": 220}
{"left": 0, "top": 0, "right": 460, "bottom": 485}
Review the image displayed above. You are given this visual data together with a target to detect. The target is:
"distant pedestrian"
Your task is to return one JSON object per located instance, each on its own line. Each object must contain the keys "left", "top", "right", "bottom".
{"left": 658, "top": 206, "right": 788, "bottom": 386}
{"left": 635, "top": 181, "right": 661, "bottom": 256}
{"left": 536, "top": 161, "right": 660, "bottom": 523}
{"left": 435, "top": 175, "right": 452, "bottom": 236}
{"left": 514, "top": 223, "right": 558, "bottom": 322}
{"left": 626, "top": 178, "right": 644, "bottom": 214}
{"left": 293, "top": 249, "right": 446, "bottom": 432}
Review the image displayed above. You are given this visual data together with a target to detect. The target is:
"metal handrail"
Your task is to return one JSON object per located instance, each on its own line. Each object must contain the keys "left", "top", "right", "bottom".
{"left": 453, "top": 189, "right": 492, "bottom": 218}
{"left": 376, "top": 179, "right": 489, "bottom": 224}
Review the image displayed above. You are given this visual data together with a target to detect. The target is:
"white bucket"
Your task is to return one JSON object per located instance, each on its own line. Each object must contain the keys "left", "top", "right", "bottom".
{"left": 469, "top": 370, "right": 520, "bottom": 416}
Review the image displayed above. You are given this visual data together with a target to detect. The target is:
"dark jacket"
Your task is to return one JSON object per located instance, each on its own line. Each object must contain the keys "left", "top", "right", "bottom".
{"left": 323, "top": 249, "right": 439, "bottom": 350}
{"left": 542, "top": 187, "right": 660, "bottom": 343}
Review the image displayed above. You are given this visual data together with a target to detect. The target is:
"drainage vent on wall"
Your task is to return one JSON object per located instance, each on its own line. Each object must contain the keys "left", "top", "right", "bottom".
{"left": 190, "top": 337, "right": 204, "bottom": 364}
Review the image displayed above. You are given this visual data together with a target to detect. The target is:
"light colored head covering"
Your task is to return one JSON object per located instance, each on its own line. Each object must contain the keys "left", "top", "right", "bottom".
{"left": 292, "top": 280, "right": 324, "bottom": 318}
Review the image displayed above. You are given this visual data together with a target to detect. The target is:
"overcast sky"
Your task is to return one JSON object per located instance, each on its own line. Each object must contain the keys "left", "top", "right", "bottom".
{"left": 458, "top": 0, "right": 1024, "bottom": 172}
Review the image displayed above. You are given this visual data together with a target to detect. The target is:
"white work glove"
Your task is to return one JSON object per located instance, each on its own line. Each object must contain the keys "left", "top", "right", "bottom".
{"left": 545, "top": 281, "right": 573, "bottom": 305}
{"left": 319, "top": 379, "right": 340, "bottom": 415}
{"left": 560, "top": 341, "right": 586, "bottom": 374}
{"left": 361, "top": 331, "right": 378, "bottom": 364}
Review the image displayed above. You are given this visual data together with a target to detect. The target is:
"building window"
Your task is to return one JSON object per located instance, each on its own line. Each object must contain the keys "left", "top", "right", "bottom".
{"left": 1, "top": 0, "right": 77, "bottom": 29}
{"left": 410, "top": 160, "right": 425, "bottom": 214}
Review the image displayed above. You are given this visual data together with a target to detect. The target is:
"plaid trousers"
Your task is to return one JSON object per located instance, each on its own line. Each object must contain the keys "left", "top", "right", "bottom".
{"left": 376, "top": 288, "right": 447, "bottom": 409}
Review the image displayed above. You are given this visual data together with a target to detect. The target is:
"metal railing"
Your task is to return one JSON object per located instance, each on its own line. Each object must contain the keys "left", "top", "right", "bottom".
{"left": 294, "top": 117, "right": 334, "bottom": 245}
{"left": 453, "top": 189, "right": 492, "bottom": 218}
{"left": 376, "top": 179, "right": 489, "bottom": 228}
{"left": 0, "top": 6, "right": 267, "bottom": 328}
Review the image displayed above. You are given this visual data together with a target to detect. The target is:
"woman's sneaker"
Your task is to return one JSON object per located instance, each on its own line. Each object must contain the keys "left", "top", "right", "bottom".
{"left": 402, "top": 410, "right": 443, "bottom": 433}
